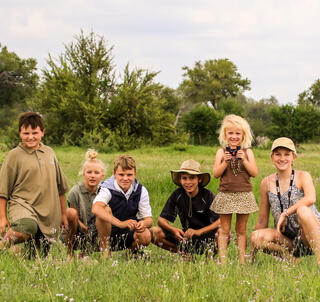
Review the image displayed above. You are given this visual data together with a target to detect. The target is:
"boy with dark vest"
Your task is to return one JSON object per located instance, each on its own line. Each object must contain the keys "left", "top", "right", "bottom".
{"left": 151, "top": 159, "right": 220, "bottom": 255}
{"left": 92, "top": 155, "right": 152, "bottom": 258}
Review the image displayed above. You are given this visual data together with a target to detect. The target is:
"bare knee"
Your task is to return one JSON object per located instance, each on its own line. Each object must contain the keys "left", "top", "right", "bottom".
{"left": 236, "top": 226, "right": 247, "bottom": 237}
{"left": 251, "top": 230, "right": 261, "bottom": 247}
{"left": 67, "top": 208, "right": 79, "bottom": 224}
{"left": 150, "top": 227, "right": 165, "bottom": 244}
{"left": 219, "top": 225, "right": 231, "bottom": 237}
{"left": 251, "top": 229, "right": 274, "bottom": 249}
{"left": 296, "top": 205, "right": 312, "bottom": 224}
{"left": 135, "top": 229, "right": 152, "bottom": 247}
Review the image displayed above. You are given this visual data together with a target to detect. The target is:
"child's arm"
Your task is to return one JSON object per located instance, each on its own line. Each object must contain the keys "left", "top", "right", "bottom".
{"left": 254, "top": 178, "right": 270, "bottom": 230}
{"left": 237, "top": 148, "right": 258, "bottom": 177}
{"left": 92, "top": 202, "right": 137, "bottom": 230}
{"left": 135, "top": 217, "right": 153, "bottom": 233}
{"left": 158, "top": 217, "right": 184, "bottom": 240}
{"left": 184, "top": 218, "right": 220, "bottom": 239}
{"left": 59, "top": 194, "right": 69, "bottom": 230}
{"left": 277, "top": 171, "right": 316, "bottom": 234}
{"left": 0, "top": 197, "right": 9, "bottom": 236}
{"left": 213, "top": 148, "right": 231, "bottom": 178}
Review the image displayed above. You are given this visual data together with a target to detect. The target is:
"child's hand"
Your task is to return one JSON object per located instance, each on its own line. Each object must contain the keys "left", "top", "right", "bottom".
{"left": 223, "top": 150, "right": 233, "bottom": 162}
{"left": 236, "top": 149, "right": 245, "bottom": 160}
{"left": 184, "top": 228, "right": 201, "bottom": 239}
{"left": 121, "top": 219, "right": 137, "bottom": 230}
{"left": 0, "top": 217, "right": 10, "bottom": 237}
{"left": 135, "top": 220, "right": 147, "bottom": 233}
{"left": 173, "top": 228, "right": 185, "bottom": 241}
{"left": 276, "top": 213, "right": 287, "bottom": 234}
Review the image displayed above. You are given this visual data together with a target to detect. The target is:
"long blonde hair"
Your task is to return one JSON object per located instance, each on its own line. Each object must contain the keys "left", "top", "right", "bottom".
{"left": 218, "top": 114, "right": 253, "bottom": 148}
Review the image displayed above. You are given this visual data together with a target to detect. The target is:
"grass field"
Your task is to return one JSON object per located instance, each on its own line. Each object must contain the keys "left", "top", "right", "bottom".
{"left": 1, "top": 144, "right": 320, "bottom": 301}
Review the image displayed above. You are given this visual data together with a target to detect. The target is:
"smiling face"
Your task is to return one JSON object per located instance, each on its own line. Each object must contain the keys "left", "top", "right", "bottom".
{"left": 83, "top": 162, "right": 105, "bottom": 192}
{"left": 19, "top": 125, "right": 45, "bottom": 150}
{"left": 114, "top": 166, "right": 136, "bottom": 193}
{"left": 180, "top": 173, "right": 201, "bottom": 197}
{"left": 225, "top": 126, "right": 244, "bottom": 148}
{"left": 271, "top": 147, "right": 296, "bottom": 172}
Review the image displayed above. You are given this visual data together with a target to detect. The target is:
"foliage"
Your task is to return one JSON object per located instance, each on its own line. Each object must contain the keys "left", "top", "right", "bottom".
{"left": 182, "top": 104, "right": 224, "bottom": 145}
{"left": 28, "top": 31, "right": 180, "bottom": 150}
{"left": 29, "top": 31, "right": 114, "bottom": 145}
{"left": 180, "top": 59, "right": 250, "bottom": 109}
{"left": 0, "top": 44, "right": 38, "bottom": 135}
{"left": 107, "top": 65, "right": 179, "bottom": 149}
{"left": 245, "top": 97, "right": 279, "bottom": 137}
{"left": 267, "top": 103, "right": 320, "bottom": 143}
{"left": 298, "top": 79, "right": 320, "bottom": 106}
{"left": 216, "top": 96, "right": 246, "bottom": 116}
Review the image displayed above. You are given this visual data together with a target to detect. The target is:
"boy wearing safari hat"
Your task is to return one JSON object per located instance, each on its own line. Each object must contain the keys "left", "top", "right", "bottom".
{"left": 151, "top": 159, "right": 220, "bottom": 254}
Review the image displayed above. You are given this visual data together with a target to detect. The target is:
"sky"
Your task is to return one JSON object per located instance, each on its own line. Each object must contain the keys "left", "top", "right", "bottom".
{"left": 1, "top": 0, "right": 320, "bottom": 104}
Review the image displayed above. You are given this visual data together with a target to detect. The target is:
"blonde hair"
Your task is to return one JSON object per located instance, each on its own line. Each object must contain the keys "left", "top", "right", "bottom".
{"left": 79, "top": 149, "right": 106, "bottom": 175}
{"left": 218, "top": 114, "right": 253, "bottom": 148}
{"left": 113, "top": 154, "right": 136, "bottom": 173}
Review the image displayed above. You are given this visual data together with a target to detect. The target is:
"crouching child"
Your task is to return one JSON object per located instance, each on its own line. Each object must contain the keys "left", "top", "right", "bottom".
{"left": 151, "top": 159, "right": 220, "bottom": 256}
{"left": 92, "top": 155, "right": 152, "bottom": 258}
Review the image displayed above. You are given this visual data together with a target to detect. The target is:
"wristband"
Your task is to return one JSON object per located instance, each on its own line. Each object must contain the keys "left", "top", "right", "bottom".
{"left": 283, "top": 209, "right": 289, "bottom": 217}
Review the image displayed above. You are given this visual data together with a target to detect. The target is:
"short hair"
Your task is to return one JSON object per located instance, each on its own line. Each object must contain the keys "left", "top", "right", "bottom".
{"left": 79, "top": 149, "right": 106, "bottom": 176}
{"left": 19, "top": 112, "right": 44, "bottom": 132}
{"left": 218, "top": 114, "right": 253, "bottom": 148}
{"left": 113, "top": 155, "right": 136, "bottom": 173}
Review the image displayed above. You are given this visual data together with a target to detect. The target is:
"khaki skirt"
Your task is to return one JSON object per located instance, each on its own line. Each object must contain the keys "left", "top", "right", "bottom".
{"left": 210, "top": 191, "right": 258, "bottom": 214}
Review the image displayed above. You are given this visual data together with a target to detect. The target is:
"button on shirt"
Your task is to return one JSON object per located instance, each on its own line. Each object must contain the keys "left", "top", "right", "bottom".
{"left": 93, "top": 179, "right": 152, "bottom": 219}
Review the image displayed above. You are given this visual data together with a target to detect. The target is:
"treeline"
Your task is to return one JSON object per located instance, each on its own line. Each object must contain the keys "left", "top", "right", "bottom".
{"left": 1, "top": 30, "right": 320, "bottom": 151}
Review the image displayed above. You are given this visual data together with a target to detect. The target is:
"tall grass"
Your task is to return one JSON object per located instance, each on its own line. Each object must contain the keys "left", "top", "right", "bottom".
{"left": 1, "top": 145, "right": 320, "bottom": 301}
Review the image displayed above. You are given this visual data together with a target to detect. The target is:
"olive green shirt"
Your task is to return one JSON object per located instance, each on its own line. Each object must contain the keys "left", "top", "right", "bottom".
{"left": 67, "top": 182, "right": 97, "bottom": 227}
{"left": 0, "top": 143, "right": 68, "bottom": 239}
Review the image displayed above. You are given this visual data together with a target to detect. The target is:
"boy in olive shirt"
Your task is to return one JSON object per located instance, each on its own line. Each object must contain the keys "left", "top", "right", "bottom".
{"left": 0, "top": 112, "right": 68, "bottom": 252}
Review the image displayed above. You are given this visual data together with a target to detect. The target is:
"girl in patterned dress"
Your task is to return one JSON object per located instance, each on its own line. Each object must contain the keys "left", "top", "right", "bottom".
{"left": 210, "top": 114, "right": 258, "bottom": 264}
{"left": 251, "top": 137, "right": 320, "bottom": 264}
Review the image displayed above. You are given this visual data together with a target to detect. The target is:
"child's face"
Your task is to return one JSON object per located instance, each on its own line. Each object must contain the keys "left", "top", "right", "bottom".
{"left": 226, "top": 126, "right": 243, "bottom": 148}
{"left": 83, "top": 162, "right": 105, "bottom": 190}
{"left": 114, "top": 166, "right": 136, "bottom": 193}
{"left": 271, "top": 147, "right": 296, "bottom": 171}
{"left": 19, "top": 125, "right": 44, "bottom": 150}
{"left": 180, "top": 173, "right": 201, "bottom": 196}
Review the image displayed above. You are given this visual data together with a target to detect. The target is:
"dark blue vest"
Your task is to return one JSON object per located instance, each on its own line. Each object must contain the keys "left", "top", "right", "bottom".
{"left": 108, "top": 184, "right": 142, "bottom": 221}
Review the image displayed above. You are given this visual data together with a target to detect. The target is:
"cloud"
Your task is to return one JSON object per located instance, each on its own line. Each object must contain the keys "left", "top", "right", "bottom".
{"left": 1, "top": 0, "right": 320, "bottom": 103}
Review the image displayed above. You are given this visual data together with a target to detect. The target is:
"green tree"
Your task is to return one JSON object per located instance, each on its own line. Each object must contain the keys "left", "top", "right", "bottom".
{"left": 298, "top": 79, "right": 320, "bottom": 106}
{"left": 179, "top": 59, "right": 250, "bottom": 109}
{"left": 216, "top": 97, "right": 246, "bottom": 116}
{"left": 245, "top": 96, "right": 278, "bottom": 137}
{"left": 0, "top": 44, "right": 38, "bottom": 130}
{"left": 29, "top": 31, "right": 115, "bottom": 145}
{"left": 182, "top": 104, "right": 224, "bottom": 145}
{"left": 267, "top": 104, "right": 320, "bottom": 143}
{"left": 107, "top": 65, "right": 178, "bottom": 149}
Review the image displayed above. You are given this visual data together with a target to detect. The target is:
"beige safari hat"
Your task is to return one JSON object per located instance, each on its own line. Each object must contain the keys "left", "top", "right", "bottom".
{"left": 170, "top": 159, "right": 211, "bottom": 187}
{"left": 271, "top": 137, "right": 296, "bottom": 154}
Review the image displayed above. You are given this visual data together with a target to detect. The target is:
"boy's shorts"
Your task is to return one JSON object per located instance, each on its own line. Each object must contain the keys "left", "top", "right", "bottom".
{"left": 10, "top": 218, "right": 38, "bottom": 237}
{"left": 11, "top": 218, "right": 50, "bottom": 257}
{"left": 110, "top": 226, "right": 135, "bottom": 251}
{"left": 162, "top": 228, "right": 217, "bottom": 254}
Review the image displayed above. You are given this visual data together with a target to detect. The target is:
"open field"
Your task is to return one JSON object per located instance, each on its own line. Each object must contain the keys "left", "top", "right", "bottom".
{"left": 1, "top": 144, "right": 320, "bottom": 301}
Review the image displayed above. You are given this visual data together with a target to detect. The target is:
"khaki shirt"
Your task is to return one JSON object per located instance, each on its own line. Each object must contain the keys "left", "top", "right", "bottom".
{"left": 0, "top": 143, "right": 68, "bottom": 238}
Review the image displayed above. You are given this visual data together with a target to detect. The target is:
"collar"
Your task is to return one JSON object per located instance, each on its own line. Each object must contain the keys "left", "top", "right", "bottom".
{"left": 113, "top": 179, "right": 134, "bottom": 200}
{"left": 79, "top": 181, "right": 99, "bottom": 195}
{"left": 18, "top": 142, "right": 45, "bottom": 154}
